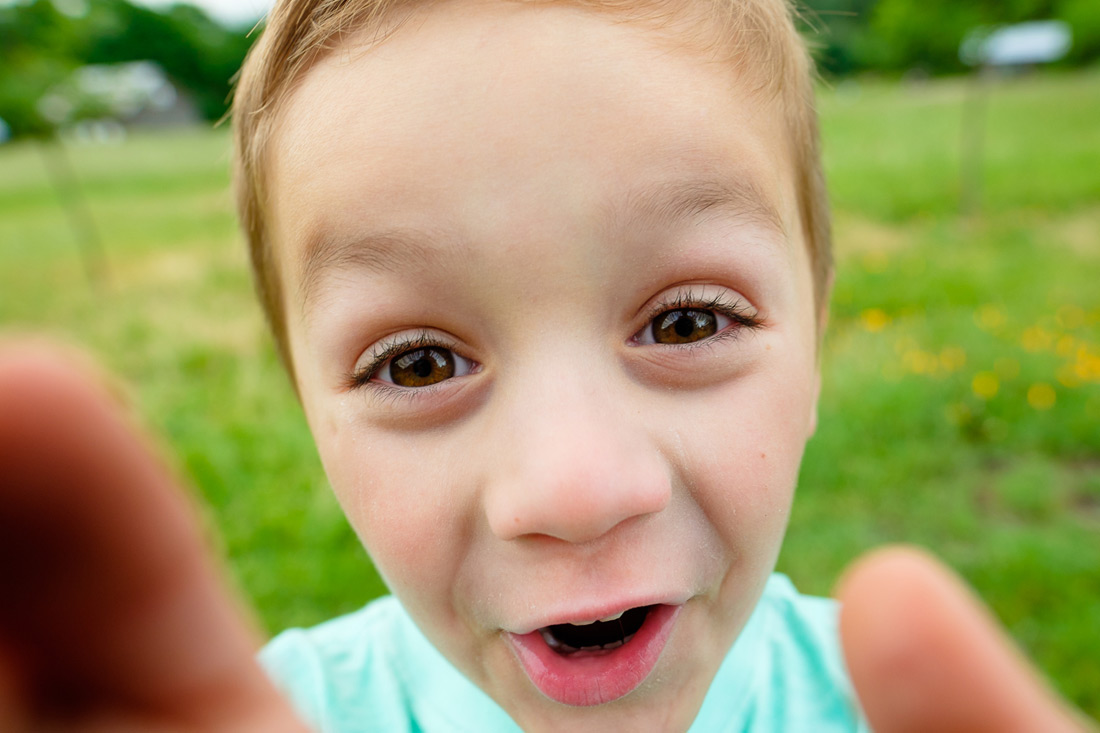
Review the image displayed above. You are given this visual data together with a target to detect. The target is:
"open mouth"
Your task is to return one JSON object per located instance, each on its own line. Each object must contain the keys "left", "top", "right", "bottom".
{"left": 540, "top": 605, "right": 651, "bottom": 654}
{"left": 506, "top": 603, "right": 681, "bottom": 707}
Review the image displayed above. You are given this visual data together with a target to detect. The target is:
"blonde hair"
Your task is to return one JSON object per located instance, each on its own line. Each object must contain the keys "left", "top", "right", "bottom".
{"left": 231, "top": 0, "right": 831, "bottom": 379}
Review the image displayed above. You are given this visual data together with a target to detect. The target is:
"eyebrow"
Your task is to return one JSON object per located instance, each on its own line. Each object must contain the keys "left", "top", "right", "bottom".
{"left": 297, "top": 227, "right": 445, "bottom": 312}
{"left": 606, "top": 177, "right": 787, "bottom": 239}
{"left": 296, "top": 176, "right": 786, "bottom": 311}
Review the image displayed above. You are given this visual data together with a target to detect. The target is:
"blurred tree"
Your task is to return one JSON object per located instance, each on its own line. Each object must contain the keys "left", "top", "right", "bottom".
{"left": 0, "top": 0, "right": 79, "bottom": 136}
{"left": 0, "top": 0, "right": 251, "bottom": 138}
{"left": 866, "top": 0, "right": 1058, "bottom": 73}
{"left": 82, "top": 0, "right": 252, "bottom": 121}
{"left": 2, "top": 0, "right": 1099, "bottom": 139}
{"left": 1057, "top": 0, "right": 1100, "bottom": 63}
{"left": 799, "top": 0, "right": 880, "bottom": 76}
{"left": 802, "top": 0, "right": 1099, "bottom": 75}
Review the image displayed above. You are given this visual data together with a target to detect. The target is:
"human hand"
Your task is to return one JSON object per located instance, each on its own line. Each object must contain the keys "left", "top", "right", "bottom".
{"left": 0, "top": 344, "right": 308, "bottom": 732}
{"left": 6, "top": 344, "right": 1095, "bottom": 733}
{"left": 838, "top": 546, "right": 1095, "bottom": 733}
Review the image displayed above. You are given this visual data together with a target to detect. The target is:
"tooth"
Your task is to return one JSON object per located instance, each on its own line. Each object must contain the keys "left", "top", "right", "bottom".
{"left": 562, "top": 609, "right": 625, "bottom": 626}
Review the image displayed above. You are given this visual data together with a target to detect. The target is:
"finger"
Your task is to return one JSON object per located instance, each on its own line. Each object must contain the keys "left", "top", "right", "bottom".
{"left": 0, "top": 642, "right": 29, "bottom": 733}
{"left": 0, "top": 344, "right": 301, "bottom": 729}
{"left": 837, "top": 546, "right": 1091, "bottom": 733}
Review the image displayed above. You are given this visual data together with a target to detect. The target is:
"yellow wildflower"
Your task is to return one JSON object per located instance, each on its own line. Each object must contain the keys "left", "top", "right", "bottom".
{"left": 975, "top": 305, "right": 1004, "bottom": 331}
{"left": 1056, "top": 336, "right": 1076, "bottom": 357}
{"left": 860, "top": 308, "right": 890, "bottom": 333}
{"left": 904, "top": 349, "right": 938, "bottom": 375}
{"left": 972, "top": 372, "right": 999, "bottom": 400}
{"left": 1057, "top": 363, "right": 1081, "bottom": 389}
{"left": 939, "top": 346, "right": 967, "bottom": 372}
{"left": 1056, "top": 305, "right": 1085, "bottom": 330}
{"left": 1027, "top": 383, "right": 1056, "bottom": 410}
{"left": 1021, "top": 326, "right": 1053, "bottom": 353}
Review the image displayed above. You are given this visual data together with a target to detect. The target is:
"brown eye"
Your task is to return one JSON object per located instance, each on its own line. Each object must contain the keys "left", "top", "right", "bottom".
{"left": 389, "top": 347, "right": 455, "bottom": 387}
{"left": 651, "top": 309, "right": 719, "bottom": 345}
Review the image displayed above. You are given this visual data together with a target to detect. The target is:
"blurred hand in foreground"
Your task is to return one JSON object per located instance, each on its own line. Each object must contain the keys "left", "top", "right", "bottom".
{"left": 0, "top": 343, "right": 1094, "bottom": 732}
{"left": 838, "top": 546, "right": 1093, "bottom": 732}
{"left": 0, "top": 345, "right": 307, "bottom": 732}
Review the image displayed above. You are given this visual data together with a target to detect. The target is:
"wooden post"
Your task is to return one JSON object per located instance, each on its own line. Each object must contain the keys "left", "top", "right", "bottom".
{"left": 960, "top": 67, "right": 990, "bottom": 216}
{"left": 37, "top": 135, "right": 110, "bottom": 288}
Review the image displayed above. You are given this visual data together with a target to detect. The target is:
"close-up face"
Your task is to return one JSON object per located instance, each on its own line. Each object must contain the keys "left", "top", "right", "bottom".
{"left": 269, "top": 2, "right": 821, "bottom": 730}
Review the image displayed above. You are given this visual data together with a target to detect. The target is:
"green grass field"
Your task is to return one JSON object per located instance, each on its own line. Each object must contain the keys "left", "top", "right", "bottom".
{"left": 2, "top": 70, "right": 1098, "bottom": 717}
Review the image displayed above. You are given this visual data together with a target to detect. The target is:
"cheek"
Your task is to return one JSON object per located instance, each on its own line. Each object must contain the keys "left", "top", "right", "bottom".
{"left": 678, "top": 367, "right": 815, "bottom": 554}
{"left": 318, "top": 425, "right": 471, "bottom": 615}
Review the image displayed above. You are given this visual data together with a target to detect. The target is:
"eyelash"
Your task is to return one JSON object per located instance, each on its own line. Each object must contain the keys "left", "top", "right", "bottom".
{"left": 345, "top": 290, "right": 763, "bottom": 394}
{"left": 345, "top": 331, "right": 454, "bottom": 393}
{"left": 634, "top": 290, "right": 763, "bottom": 346}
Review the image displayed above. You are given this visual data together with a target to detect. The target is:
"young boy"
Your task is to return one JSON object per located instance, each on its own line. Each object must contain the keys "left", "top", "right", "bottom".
{"left": 231, "top": 0, "right": 851, "bottom": 729}
{"left": 0, "top": 0, "right": 1088, "bottom": 731}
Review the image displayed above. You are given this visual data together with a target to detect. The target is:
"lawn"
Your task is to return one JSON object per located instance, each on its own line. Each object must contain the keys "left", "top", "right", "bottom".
{"left": 1, "top": 69, "right": 1098, "bottom": 717}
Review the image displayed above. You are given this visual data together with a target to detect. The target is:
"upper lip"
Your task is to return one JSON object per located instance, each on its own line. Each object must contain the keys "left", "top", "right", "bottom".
{"left": 505, "top": 592, "right": 691, "bottom": 635}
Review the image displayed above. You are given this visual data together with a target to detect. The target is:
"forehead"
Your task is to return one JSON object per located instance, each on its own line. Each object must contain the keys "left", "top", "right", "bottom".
{"left": 267, "top": 1, "right": 800, "bottom": 314}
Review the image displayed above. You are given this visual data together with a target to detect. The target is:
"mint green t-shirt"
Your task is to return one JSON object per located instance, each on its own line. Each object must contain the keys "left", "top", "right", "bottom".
{"left": 261, "top": 574, "right": 869, "bottom": 732}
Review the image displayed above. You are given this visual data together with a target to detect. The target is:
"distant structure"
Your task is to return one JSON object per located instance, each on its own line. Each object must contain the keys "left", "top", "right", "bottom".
{"left": 961, "top": 21, "right": 1073, "bottom": 70}
{"left": 36, "top": 61, "right": 201, "bottom": 142}
{"left": 957, "top": 21, "right": 1072, "bottom": 214}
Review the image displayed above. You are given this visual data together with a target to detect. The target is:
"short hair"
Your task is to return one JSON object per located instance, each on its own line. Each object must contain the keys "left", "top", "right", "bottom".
{"left": 231, "top": 0, "right": 831, "bottom": 380}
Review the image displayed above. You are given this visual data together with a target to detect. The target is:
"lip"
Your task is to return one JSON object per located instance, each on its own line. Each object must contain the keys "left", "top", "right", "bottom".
{"left": 508, "top": 592, "right": 692, "bottom": 635}
{"left": 505, "top": 603, "right": 682, "bottom": 706}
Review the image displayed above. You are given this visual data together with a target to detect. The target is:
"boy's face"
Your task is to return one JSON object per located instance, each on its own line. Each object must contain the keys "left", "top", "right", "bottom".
{"left": 270, "top": 3, "right": 820, "bottom": 730}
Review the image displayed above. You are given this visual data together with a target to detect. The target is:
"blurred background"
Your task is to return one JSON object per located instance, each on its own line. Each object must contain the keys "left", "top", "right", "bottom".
{"left": 1, "top": 0, "right": 1098, "bottom": 719}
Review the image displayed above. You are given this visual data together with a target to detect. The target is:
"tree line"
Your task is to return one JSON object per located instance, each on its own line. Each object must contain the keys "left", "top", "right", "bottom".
{"left": 1, "top": 0, "right": 251, "bottom": 137}
{"left": 2, "top": 0, "right": 1097, "bottom": 139}
{"left": 805, "top": 0, "right": 1098, "bottom": 76}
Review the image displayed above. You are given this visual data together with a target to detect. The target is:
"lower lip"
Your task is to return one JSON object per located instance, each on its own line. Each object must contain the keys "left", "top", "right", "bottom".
{"left": 505, "top": 604, "right": 681, "bottom": 707}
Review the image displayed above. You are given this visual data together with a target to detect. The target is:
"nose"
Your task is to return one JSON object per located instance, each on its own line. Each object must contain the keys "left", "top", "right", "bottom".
{"left": 484, "top": 375, "right": 671, "bottom": 544}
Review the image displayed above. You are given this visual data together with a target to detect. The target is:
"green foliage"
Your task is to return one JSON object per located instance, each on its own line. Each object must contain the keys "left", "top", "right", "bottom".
{"left": 3, "top": 0, "right": 1099, "bottom": 139}
{"left": 782, "top": 70, "right": 1100, "bottom": 715}
{"left": 0, "top": 0, "right": 252, "bottom": 137}
{"left": 802, "top": 0, "right": 1100, "bottom": 75}
{"left": 1059, "top": 0, "right": 1100, "bottom": 63}
{"left": 81, "top": 0, "right": 253, "bottom": 120}
{"left": 1, "top": 71, "right": 1098, "bottom": 717}
{"left": 0, "top": 0, "right": 78, "bottom": 136}
{"left": 800, "top": 0, "right": 886, "bottom": 75}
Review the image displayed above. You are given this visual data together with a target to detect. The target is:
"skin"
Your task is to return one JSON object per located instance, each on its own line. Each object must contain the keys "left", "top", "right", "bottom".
{"left": 0, "top": 345, "right": 305, "bottom": 733}
{"left": 270, "top": 4, "right": 818, "bottom": 730}
{"left": 0, "top": 4, "right": 1092, "bottom": 732}
{"left": 839, "top": 548, "right": 1090, "bottom": 733}
{"left": 0, "top": 347, "right": 1089, "bottom": 731}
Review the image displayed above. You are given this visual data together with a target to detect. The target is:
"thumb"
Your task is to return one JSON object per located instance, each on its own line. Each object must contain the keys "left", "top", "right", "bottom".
{"left": 836, "top": 546, "right": 1092, "bottom": 733}
{"left": 0, "top": 343, "right": 304, "bottom": 730}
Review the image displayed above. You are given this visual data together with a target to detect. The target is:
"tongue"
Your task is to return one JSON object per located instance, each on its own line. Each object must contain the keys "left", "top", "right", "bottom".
{"left": 548, "top": 606, "right": 650, "bottom": 649}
